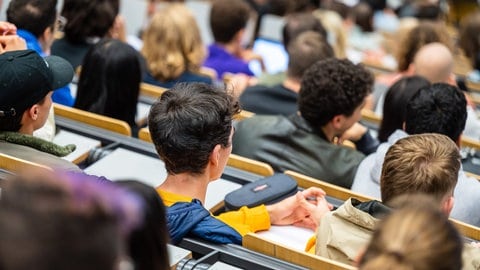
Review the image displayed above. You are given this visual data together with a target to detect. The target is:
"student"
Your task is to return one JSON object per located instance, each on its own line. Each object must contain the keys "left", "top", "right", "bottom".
{"left": 148, "top": 82, "right": 331, "bottom": 244}
{"left": 0, "top": 50, "right": 78, "bottom": 171}
{"left": 240, "top": 31, "right": 334, "bottom": 116}
{"left": 0, "top": 171, "right": 143, "bottom": 270}
{"left": 203, "top": 0, "right": 256, "bottom": 78}
{"left": 7, "top": 0, "right": 74, "bottom": 107}
{"left": 0, "top": 21, "right": 26, "bottom": 53}
{"left": 75, "top": 38, "right": 142, "bottom": 135}
{"left": 359, "top": 195, "right": 463, "bottom": 270}
{"left": 142, "top": 4, "right": 212, "bottom": 88}
{"left": 352, "top": 83, "right": 480, "bottom": 227}
{"left": 316, "top": 134, "right": 479, "bottom": 270}
{"left": 233, "top": 58, "right": 375, "bottom": 188}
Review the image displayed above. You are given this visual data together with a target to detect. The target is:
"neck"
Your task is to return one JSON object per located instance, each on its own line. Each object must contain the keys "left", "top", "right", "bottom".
{"left": 159, "top": 172, "right": 211, "bottom": 204}
{"left": 218, "top": 41, "right": 240, "bottom": 57}
{"left": 18, "top": 126, "right": 34, "bottom": 136}
{"left": 320, "top": 124, "right": 336, "bottom": 143}
{"left": 282, "top": 77, "right": 301, "bottom": 93}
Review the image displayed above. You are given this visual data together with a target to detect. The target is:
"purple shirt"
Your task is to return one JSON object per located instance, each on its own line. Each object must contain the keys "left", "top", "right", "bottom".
{"left": 204, "top": 44, "right": 254, "bottom": 78}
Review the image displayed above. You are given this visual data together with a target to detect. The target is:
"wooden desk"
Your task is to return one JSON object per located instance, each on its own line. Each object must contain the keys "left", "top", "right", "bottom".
{"left": 53, "top": 130, "right": 101, "bottom": 164}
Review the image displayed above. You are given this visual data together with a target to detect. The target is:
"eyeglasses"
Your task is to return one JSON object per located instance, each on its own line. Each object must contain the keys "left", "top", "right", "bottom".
{"left": 56, "top": 15, "right": 67, "bottom": 32}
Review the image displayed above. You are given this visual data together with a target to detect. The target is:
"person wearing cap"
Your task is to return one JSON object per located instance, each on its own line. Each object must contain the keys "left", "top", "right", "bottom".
{"left": 0, "top": 49, "right": 80, "bottom": 172}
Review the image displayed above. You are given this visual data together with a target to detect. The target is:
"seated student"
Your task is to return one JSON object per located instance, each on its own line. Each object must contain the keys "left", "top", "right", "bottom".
{"left": 358, "top": 195, "right": 463, "bottom": 270}
{"left": 233, "top": 58, "right": 375, "bottom": 188}
{"left": 0, "top": 171, "right": 143, "bottom": 270}
{"left": 256, "top": 12, "right": 328, "bottom": 87}
{"left": 142, "top": 4, "right": 212, "bottom": 88}
{"left": 75, "top": 38, "right": 142, "bottom": 136}
{"left": 0, "top": 50, "right": 79, "bottom": 172}
{"left": 352, "top": 83, "right": 480, "bottom": 227}
{"left": 203, "top": 0, "right": 256, "bottom": 78}
{"left": 148, "top": 82, "right": 332, "bottom": 245}
{"left": 240, "top": 31, "right": 334, "bottom": 116}
{"left": 116, "top": 180, "right": 170, "bottom": 270}
{"left": 315, "top": 134, "right": 480, "bottom": 269}
{"left": 7, "top": 0, "right": 74, "bottom": 108}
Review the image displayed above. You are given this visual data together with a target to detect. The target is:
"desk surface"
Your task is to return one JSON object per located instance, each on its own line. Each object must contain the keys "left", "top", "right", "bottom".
{"left": 256, "top": 225, "right": 314, "bottom": 252}
{"left": 84, "top": 147, "right": 241, "bottom": 210}
{"left": 54, "top": 130, "right": 101, "bottom": 164}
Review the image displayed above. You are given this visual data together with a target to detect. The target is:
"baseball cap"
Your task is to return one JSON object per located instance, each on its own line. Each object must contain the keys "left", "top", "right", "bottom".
{"left": 0, "top": 50, "right": 74, "bottom": 117}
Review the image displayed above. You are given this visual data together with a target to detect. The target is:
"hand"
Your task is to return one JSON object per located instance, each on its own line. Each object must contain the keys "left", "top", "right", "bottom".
{"left": 0, "top": 35, "right": 26, "bottom": 54}
{"left": 227, "top": 73, "right": 257, "bottom": 97}
{"left": 338, "top": 122, "right": 367, "bottom": 144}
{"left": 266, "top": 187, "right": 332, "bottom": 230}
{"left": 0, "top": 21, "right": 17, "bottom": 36}
{"left": 240, "top": 49, "right": 266, "bottom": 71}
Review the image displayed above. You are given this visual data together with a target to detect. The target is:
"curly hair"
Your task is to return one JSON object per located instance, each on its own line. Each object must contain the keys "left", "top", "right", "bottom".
{"left": 142, "top": 4, "right": 205, "bottom": 82}
{"left": 148, "top": 83, "right": 240, "bottom": 175}
{"left": 396, "top": 21, "right": 452, "bottom": 72}
{"left": 299, "top": 58, "right": 373, "bottom": 127}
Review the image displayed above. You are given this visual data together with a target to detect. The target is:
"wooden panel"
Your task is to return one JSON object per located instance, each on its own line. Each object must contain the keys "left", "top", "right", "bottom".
{"left": 451, "top": 219, "right": 480, "bottom": 241}
{"left": 54, "top": 103, "right": 131, "bottom": 136}
{"left": 140, "top": 82, "right": 167, "bottom": 99}
{"left": 284, "top": 170, "right": 376, "bottom": 202}
{"left": 234, "top": 110, "right": 255, "bottom": 121}
{"left": 138, "top": 127, "right": 152, "bottom": 143}
{"left": 242, "top": 233, "right": 279, "bottom": 257}
{"left": 227, "top": 153, "right": 274, "bottom": 176}
{"left": 0, "top": 153, "right": 53, "bottom": 173}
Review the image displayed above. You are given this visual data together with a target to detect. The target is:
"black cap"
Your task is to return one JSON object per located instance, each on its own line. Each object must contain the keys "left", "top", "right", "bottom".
{"left": 0, "top": 50, "right": 74, "bottom": 117}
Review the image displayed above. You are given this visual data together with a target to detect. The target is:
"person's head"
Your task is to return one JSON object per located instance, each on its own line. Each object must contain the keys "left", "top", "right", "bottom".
{"left": 7, "top": 0, "right": 58, "bottom": 51}
{"left": 396, "top": 21, "right": 452, "bottom": 72}
{"left": 0, "top": 171, "right": 143, "bottom": 270}
{"left": 282, "top": 12, "right": 328, "bottom": 49}
{"left": 359, "top": 195, "right": 463, "bottom": 270}
{"left": 352, "top": 2, "right": 374, "bottom": 32}
{"left": 148, "top": 83, "right": 240, "bottom": 178}
{"left": 0, "top": 50, "right": 74, "bottom": 134}
{"left": 362, "top": 0, "right": 386, "bottom": 11}
{"left": 75, "top": 38, "right": 141, "bottom": 127}
{"left": 378, "top": 76, "right": 431, "bottom": 142}
{"left": 299, "top": 58, "right": 373, "bottom": 135}
{"left": 405, "top": 83, "right": 467, "bottom": 143}
{"left": 116, "top": 180, "right": 170, "bottom": 270}
{"left": 459, "top": 12, "right": 480, "bottom": 69}
{"left": 286, "top": 31, "right": 334, "bottom": 81}
{"left": 413, "top": 42, "right": 455, "bottom": 84}
{"left": 381, "top": 134, "right": 460, "bottom": 214}
{"left": 61, "top": 0, "right": 119, "bottom": 43}
{"left": 142, "top": 4, "right": 205, "bottom": 82}
{"left": 210, "top": 0, "right": 251, "bottom": 44}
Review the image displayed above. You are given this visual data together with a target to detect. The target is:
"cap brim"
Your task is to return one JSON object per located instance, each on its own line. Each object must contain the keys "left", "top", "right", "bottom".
{"left": 44, "top": 55, "right": 74, "bottom": 90}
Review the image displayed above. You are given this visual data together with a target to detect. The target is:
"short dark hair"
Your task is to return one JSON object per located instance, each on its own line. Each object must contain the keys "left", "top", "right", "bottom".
{"left": 116, "top": 180, "right": 170, "bottom": 270}
{"left": 7, "top": 0, "right": 57, "bottom": 37}
{"left": 287, "top": 31, "right": 334, "bottom": 79}
{"left": 210, "top": 0, "right": 251, "bottom": 43}
{"left": 148, "top": 83, "right": 240, "bottom": 175}
{"left": 352, "top": 2, "right": 374, "bottom": 32}
{"left": 282, "top": 12, "right": 328, "bottom": 49}
{"left": 378, "top": 76, "right": 431, "bottom": 142}
{"left": 0, "top": 96, "right": 47, "bottom": 132}
{"left": 299, "top": 58, "right": 373, "bottom": 127}
{"left": 405, "top": 83, "right": 467, "bottom": 142}
{"left": 75, "top": 39, "right": 142, "bottom": 128}
{"left": 61, "top": 0, "right": 119, "bottom": 43}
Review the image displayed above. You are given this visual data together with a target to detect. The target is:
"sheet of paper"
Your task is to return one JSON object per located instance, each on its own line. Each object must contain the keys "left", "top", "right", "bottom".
{"left": 54, "top": 130, "right": 101, "bottom": 164}
{"left": 256, "top": 225, "right": 315, "bottom": 251}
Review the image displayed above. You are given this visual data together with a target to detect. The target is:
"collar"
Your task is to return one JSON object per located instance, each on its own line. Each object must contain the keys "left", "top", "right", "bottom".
{"left": 17, "top": 29, "right": 44, "bottom": 56}
{"left": 0, "top": 131, "right": 76, "bottom": 157}
{"left": 157, "top": 189, "right": 193, "bottom": 207}
{"left": 287, "top": 113, "right": 329, "bottom": 141}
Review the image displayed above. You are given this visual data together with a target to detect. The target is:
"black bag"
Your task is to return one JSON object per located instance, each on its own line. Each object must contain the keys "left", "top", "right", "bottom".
{"left": 224, "top": 174, "right": 298, "bottom": 211}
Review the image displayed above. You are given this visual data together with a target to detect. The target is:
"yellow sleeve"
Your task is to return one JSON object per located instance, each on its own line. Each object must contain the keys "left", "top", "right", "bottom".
{"left": 215, "top": 205, "right": 271, "bottom": 236}
{"left": 305, "top": 235, "right": 316, "bottom": 253}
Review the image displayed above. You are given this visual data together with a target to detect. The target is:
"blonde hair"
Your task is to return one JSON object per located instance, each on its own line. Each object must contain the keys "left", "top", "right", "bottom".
{"left": 359, "top": 195, "right": 463, "bottom": 270}
{"left": 381, "top": 133, "right": 460, "bottom": 204}
{"left": 313, "top": 9, "right": 347, "bottom": 59}
{"left": 141, "top": 4, "right": 205, "bottom": 81}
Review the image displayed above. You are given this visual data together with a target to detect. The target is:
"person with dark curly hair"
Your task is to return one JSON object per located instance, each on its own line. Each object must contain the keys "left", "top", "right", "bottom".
{"left": 233, "top": 58, "right": 374, "bottom": 188}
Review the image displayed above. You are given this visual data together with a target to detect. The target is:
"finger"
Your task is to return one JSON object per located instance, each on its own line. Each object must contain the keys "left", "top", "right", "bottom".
{"left": 302, "top": 187, "right": 326, "bottom": 197}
